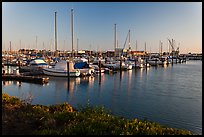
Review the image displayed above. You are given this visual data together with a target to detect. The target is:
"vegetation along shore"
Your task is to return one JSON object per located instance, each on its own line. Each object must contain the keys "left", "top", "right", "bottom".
{"left": 2, "top": 93, "right": 194, "bottom": 135}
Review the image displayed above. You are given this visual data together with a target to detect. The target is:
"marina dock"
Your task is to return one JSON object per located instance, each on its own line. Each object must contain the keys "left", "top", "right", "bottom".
{"left": 2, "top": 74, "right": 49, "bottom": 84}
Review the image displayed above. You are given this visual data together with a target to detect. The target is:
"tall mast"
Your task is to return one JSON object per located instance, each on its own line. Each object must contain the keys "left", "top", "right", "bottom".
{"left": 55, "top": 12, "right": 57, "bottom": 57}
{"left": 135, "top": 40, "right": 137, "bottom": 51}
{"left": 43, "top": 42, "right": 45, "bottom": 50}
{"left": 168, "top": 39, "right": 170, "bottom": 55}
{"left": 36, "top": 36, "right": 38, "bottom": 50}
{"left": 10, "top": 41, "right": 11, "bottom": 54}
{"left": 20, "top": 40, "right": 21, "bottom": 50}
{"left": 114, "top": 24, "right": 117, "bottom": 56}
{"left": 71, "top": 9, "right": 74, "bottom": 58}
{"left": 77, "top": 38, "right": 79, "bottom": 57}
{"left": 64, "top": 40, "right": 65, "bottom": 50}
{"left": 10, "top": 41, "right": 11, "bottom": 62}
{"left": 128, "top": 29, "right": 131, "bottom": 50}
{"left": 161, "top": 41, "right": 163, "bottom": 55}
{"left": 145, "top": 42, "right": 146, "bottom": 53}
{"left": 159, "top": 40, "right": 161, "bottom": 54}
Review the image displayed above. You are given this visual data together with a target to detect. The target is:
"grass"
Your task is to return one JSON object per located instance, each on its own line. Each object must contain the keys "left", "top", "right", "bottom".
{"left": 2, "top": 93, "right": 193, "bottom": 135}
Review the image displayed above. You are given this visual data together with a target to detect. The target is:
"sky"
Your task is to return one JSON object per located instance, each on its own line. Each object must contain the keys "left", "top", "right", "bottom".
{"left": 2, "top": 2, "right": 202, "bottom": 54}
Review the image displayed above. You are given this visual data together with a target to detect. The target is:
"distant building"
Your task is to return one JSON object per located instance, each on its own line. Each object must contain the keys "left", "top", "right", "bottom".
{"left": 129, "top": 51, "right": 146, "bottom": 56}
{"left": 106, "top": 50, "right": 115, "bottom": 57}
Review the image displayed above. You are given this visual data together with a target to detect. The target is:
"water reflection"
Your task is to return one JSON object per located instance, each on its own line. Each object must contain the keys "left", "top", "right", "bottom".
{"left": 127, "top": 70, "right": 132, "bottom": 94}
{"left": 13, "top": 81, "right": 22, "bottom": 87}
{"left": 119, "top": 71, "right": 124, "bottom": 83}
{"left": 162, "top": 64, "right": 168, "bottom": 69}
{"left": 140, "top": 68, "right": 144, "bottom": 79}
{"left": 2, "top": 81, "right": 12, "bottom": 86}
{"left": 49, "top": 76, "right": 98, "bottom": 96}
{"left": 145, "top": 67, "right": 150, "bottom": 75}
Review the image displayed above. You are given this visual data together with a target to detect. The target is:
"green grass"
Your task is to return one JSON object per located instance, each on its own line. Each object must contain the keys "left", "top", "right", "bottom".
{"left": 2, "top": 93, "right": 193, "bottom": 135}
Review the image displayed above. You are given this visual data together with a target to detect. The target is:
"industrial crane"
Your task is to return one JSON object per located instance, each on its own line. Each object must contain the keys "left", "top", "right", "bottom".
{"left": 121, "top": 30, "right": 130, "bottom": 57}
{"left": 168, "top": 39, "right": 179, "bottom": 56}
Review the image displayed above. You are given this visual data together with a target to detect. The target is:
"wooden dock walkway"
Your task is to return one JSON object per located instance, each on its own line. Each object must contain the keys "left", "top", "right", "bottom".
{"left": 2, "top": 74, "right": 49, "bottom": 84}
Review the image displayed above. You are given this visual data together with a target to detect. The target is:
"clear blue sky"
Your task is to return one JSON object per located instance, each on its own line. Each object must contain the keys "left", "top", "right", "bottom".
{"left": 2, "top": 2, "right": 202, "bottom": 54}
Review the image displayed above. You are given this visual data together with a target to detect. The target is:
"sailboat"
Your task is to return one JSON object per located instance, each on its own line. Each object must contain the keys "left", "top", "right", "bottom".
{"left": 43, "top": 60, "right": 80, "bottom": 77}
{"left": 43, "top": 11, "right": 80, "bottom": 77}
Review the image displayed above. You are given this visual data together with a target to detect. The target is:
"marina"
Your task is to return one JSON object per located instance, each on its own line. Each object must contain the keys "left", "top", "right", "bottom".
{"left": 2, "top": 2, "right": 202, "bottom": 135}
{"left": 2, "top": 60, "right": 202, "bottom": 134}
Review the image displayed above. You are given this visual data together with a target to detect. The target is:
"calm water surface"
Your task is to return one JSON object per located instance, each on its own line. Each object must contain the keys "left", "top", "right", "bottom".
{"left": 2, "top": 61, "right": 202, "bottom": 134}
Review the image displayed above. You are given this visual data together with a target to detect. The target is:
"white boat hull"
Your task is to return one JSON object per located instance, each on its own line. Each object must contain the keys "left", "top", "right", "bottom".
{"left": 103, "top": 63, "right": 119, "bottom": 69}
{"left": 78, "top": 68, "right": 94, "bottom": 76}
{"left": 43, "top": 68, "right": 80, "bottom": 77}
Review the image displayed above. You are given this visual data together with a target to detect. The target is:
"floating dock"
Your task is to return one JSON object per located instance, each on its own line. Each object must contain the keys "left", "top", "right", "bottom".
{"left": 2, "top": 74, "right": 49, "bottom": 84}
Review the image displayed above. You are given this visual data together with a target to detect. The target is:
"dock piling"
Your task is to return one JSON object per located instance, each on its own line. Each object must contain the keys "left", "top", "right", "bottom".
{"left": 18, "top": 60, "right": 21, "bottom": 72}
{"left": 145, "top": 56, "right": 147, "bottom": 69}
{"left": 67, "top": 61, "right": 70, "bottom": 83}
{"left": 99, "top": 60, "right": 101, "bottom": 76}
{"left": 120, "top": 58, "right": 122, "bottom": 72}
{"left": 172, "top": 57, "right": 173, "bottom": 65}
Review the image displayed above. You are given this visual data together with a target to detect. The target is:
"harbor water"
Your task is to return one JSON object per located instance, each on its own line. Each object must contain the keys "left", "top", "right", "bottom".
{"left": 2, "top": 60, "right": 202, "bottom": 134}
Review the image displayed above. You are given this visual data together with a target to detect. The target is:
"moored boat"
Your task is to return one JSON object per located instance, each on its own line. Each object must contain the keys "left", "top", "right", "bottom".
{"left": 43, "top": 60, "right": 80, "bottom": 77}
{"left": 19, "top": 58, "right": 49, "bottom": 75}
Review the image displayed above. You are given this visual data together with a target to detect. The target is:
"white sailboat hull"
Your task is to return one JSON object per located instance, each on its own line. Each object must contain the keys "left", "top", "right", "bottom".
{"left": 78, "top": 68, "right": 95, "bottom": 76}
{"left": 43, "top": 68, "right": 80, "bottom": 77}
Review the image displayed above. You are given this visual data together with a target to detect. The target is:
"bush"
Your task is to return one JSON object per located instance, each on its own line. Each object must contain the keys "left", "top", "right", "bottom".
{"left": 2, "top": 93, "right": 193, "bottom": 135}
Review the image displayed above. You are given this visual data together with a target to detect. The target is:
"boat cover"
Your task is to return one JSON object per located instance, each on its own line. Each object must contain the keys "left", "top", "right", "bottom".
{"left": 74, "top": 62, "right": 89, "bottom": 69}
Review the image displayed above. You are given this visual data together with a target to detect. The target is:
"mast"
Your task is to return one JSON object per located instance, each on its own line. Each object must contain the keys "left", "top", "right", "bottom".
{"left": 161, "top": 41, "right": 163, "bottom": 55}
{"left": 135, "top": 40, "right": 137, "bottom": 51}
{"left": 20, "top": 40, "right": 21, "bottom": 50}
{"left": 159, "top": 40, "right": 161, "bottom": 55}
{"left": 10, "top": 41, "right": 11, "bottom": 53}
{"left": 55, "top": 11, "right": 58, "bottom": 57}
{"left": 168, "top": 39, "right": 170, "bottom": 55}
{"left": 71, "top": 9, "right": 74, "bottom": 58}
{"left": 159, "top": 40, "right": 163, "bottom": 55}
{"left": 77, "top": 38, "right": 79, "bottom": 57}
{"left": 10, "top": 41, "right": 11, "bottom": 63}
{"left": 36, "top": 36, "right": 38, "bottom": 50}
{"left": 145, "top": 42, "right": 146, "bottom": 53}
{"left": 43, "top": 42, "right": 45, "bottom": 50}
{"left": 64, "top": 40, "right": 65, "bottom": 50}
{"left": 128, "top": 29, "right": 131, "bottom": 50}
{"left": 114, "top": 24, "right": 117, "bottom": 57}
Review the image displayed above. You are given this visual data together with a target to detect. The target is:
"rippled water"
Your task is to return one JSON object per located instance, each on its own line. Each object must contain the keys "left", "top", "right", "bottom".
{"left": 2, "top": 60, "right": 202, "bottom": 134}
